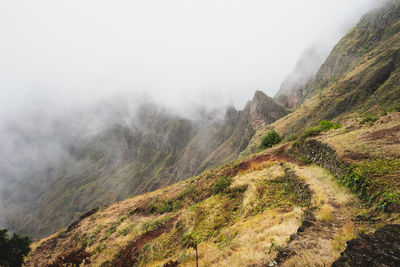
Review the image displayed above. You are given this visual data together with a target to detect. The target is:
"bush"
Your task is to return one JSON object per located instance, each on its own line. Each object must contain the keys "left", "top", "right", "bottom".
{"left": 284, "top": 134, "right": 297, "bottom": 142}
{"left": 259, "top": 130, "right": 281, "bottom": 150}
{"left": 360, "top": 115, "right": 378, "bottom": 124}
{"left": 318, "top": 120, "right": 336, "bottom": 131}
{"left": 211, "top": 176, "right": 232, "bottom": 194}
{"left": 0, "top": 229, "right": 31, "bottom": 267}
{"left": 300, "top": 126, "right": 321, "bottom": 139}
{"left": 156, "top": 200, "right": 173, "bottom": 214}
{"left": 300, "top": 120, "right": 341, "bottom": 140}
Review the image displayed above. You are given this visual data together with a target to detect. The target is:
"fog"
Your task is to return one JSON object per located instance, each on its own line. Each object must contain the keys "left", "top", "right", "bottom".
{"left": 0, "top": 0, "right": 384, "bottom": 230}
{"left": 0, "top": 0, "right": 382, "bottom": 115}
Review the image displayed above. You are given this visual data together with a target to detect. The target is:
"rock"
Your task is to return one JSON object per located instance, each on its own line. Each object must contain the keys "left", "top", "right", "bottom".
{"left": 332, "top": 224, "right": 400, "bottom": 267}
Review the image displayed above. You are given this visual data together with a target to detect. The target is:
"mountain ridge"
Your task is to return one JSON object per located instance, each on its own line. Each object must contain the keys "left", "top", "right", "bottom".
{"left": 0, "top": 90, "right": 288, "bottom": 239}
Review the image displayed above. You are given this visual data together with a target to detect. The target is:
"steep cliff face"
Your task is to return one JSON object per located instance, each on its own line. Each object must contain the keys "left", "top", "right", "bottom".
{"left": 257, "top": 0, "right": 400, "bottom": 138}
{"left": 250, "top": 90, "right": 289, "bottom": 129}
{"left": 0, "top": 91, "right": 287, "bottom": 239}
{"left": 302, "top": 0, "right": 400, "bottom": 108}
{"left": 275, "top": 47, "right": 328, "bottom": 109}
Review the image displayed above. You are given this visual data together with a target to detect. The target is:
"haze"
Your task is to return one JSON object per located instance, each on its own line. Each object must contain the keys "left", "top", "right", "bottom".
{"left": 0, "top": 0, "right": 381, "bottom": 116}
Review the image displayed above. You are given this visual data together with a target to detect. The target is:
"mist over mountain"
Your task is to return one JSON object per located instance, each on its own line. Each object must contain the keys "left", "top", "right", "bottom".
{"left": 3, "top": 0, "right": 400, "bottom": 266}
{"left": 0, "top": 0, "right": 385, "bottom": 243}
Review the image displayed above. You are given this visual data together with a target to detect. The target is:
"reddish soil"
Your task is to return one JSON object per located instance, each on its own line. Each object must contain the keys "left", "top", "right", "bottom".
{"left": 111, "top": 216, "right": 178, "bottom": 267}
{"left": 361, "top": 125, "right": 400, "bottom": 144}
{"left": 223, "top": 144, "right": 300, "bottom": 177}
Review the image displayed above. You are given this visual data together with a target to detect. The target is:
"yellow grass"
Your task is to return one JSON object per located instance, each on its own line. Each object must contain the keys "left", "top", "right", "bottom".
{"left": 317, "top": 204, "right": 334, "bottom": 222}
{"left": 180, "top": 208, "right": 303, "bottom": 267}
{"left": 332, "top": 222, "right": 356, "bottom": 251}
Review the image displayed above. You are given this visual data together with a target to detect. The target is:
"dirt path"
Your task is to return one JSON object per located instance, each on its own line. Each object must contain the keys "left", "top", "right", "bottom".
{"left": 276, "top": 164, "right": 359, "bottom": 267}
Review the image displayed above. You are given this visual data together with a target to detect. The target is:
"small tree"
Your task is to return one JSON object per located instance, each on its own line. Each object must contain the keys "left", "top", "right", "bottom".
{"left": 0, "top": 229, "right": 31, "bottom": 267}
{"left": 259, "top": 130, "right": 281, "bottom": 150}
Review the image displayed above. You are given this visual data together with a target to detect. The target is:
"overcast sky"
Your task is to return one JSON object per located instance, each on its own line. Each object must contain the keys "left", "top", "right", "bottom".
{"left": 0, "top": 0, "right": 382, "bottom": 116}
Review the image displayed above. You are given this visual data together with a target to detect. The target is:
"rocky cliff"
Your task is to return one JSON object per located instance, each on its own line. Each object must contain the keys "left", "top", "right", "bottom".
{"left": 263, "top": 0, "right": 400, "bottom": 138}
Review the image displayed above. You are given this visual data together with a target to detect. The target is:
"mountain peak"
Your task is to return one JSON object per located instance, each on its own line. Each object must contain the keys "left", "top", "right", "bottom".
{"left": 249, "top": 90, "right": 288, "bottom": 130}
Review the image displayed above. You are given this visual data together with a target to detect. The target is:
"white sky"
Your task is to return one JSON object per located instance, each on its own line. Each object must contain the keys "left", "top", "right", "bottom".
{"left": 0, "top": 0, "right": 382, "bottom": 115}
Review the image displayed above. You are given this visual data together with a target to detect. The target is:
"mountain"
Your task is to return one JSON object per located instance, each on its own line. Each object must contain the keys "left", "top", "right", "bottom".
{"left": 24, "top": 1, "right": 400, "bottom": 266}
{"left": 26, "top": 108, "right": 400, "bottom": 266}
{"left": 266, "top": 0, "right": 400, "bottom": 138}
{"left": 275, "top": 46, "right": 328, "bottom": 109}
{"left": 5, "top": 0, "right": 400, "bottom": 266}
{"left": 0, "top": 91, "right": 288, "bottom": 239}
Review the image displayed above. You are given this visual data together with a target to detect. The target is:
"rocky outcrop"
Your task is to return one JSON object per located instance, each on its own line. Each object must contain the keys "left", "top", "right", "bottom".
{"left": 249, "top": 90, "right": 289, "bottom": 130}
{"left": 292, "top": 139, "right": 346, "bottom": 177}
{"left": 332, "top": 224, "right": 400, "bottom": 267}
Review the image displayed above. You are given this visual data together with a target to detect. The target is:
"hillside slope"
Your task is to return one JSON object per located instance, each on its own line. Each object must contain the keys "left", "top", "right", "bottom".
{"left": 24, "top": 1, "right": 400, "bottom": 265}
{"left": 0, "top": 91, "right": 288, "bottom": 239}
{"left": 26, "top": 110, "right": 400, "bottom": 266}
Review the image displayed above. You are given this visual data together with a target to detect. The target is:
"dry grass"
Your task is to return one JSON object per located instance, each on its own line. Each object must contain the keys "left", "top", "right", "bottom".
{"left": 182, "top": 209, "right": 303, "bottom": 267}
{"left": 321, "top": 112, "right": 400, "bottom": 161}
{"left": 28, "top": 155, "right": 380, "bottom": 267}
{"left": 279, "top": 164, "right": 361, "bottom": 267}
{"left": 232, "top": 163, "right": 286, "bottom": 216}
{"left": 293, "top": 165, "right": 355, "bottom": 207}
{"left": 236, "top": 160, "right": 280, "bottom": 176}
{"left": 316, "top": 204, "right": 334, "bottom": 223}
{"left": 332, "top": 222, "right": 357, "bottom": 251}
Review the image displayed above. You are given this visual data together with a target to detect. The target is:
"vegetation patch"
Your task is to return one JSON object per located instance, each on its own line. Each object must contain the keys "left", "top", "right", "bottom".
{"left": 86, "top": 224, "right": 103, "bottom": 247}
{"left": 339, "top": 159, "right": 400, "bottom": 211}
{"left": 259, "top": 130, "right": 282, "bottom": 150}
{"left": 300, "top": 120, "right": 341, "bottom": 140}
{"left": 360, "top": 115, "right": 378, "bottom": 125}
{"left": 211, "top": 176, "right": 232, "bottom": 194}
{"left": 249, "top": 169, "right": 311, "bottom": 214}
{"left": 117, "top": 223, "right": 136, "bottom": 237}
{"left": 183, "top": 186, "right": 246, "bottom": 245}
{"left": 284, "top": 134, "right": 297, "bottom": 143}
{"left": 142, "top": 216, "right": 171, "bottom": 232}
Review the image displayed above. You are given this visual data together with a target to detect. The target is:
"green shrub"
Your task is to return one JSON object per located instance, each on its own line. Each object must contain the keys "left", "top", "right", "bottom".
{"left": 377, "top": 192, "right": 400, "bottom": 212}
{"left": 284, "top": 134, "right": 297, "bottom": 142}
{"left": 360, "top": 115, "right": 378, "bottom": 124}
{"left": 300, "top": 126, "right": 321, "bottom": 139}
{"left": 211, "top": 176, "right": 232, "bottom": 194}
{"left": 156, "top": 200, "right": 173, "bottom": 214}
{"left": 318, "top": 120, "right": 340, "bottom": 131}
{"left": 300, "top": 120, "right": 341, "bottom": 140}
{"left": 103, "top": 222, "right": 121, "bottom": 240}
{"left": 118, "top": 224, "right": 135, "bottom": 236}
{"left": 259, "top": 130, "right": 281, "bottom": 150}
{"left": 142, "top": 216, "right": 170, "bottom": 232}
{"left": 86, "top": 225, "right": 102, "bottom": 246}
{"left": 178, "top": 185, "right": 198, "bottom": 202}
